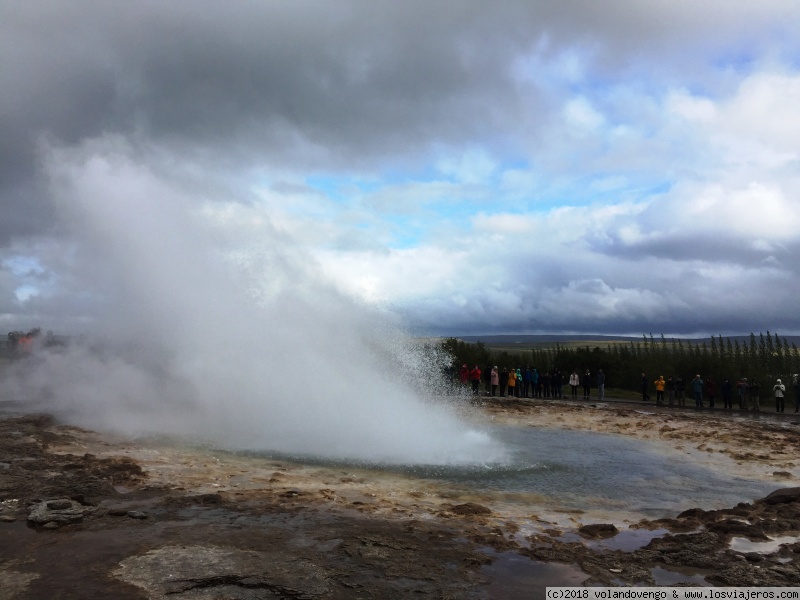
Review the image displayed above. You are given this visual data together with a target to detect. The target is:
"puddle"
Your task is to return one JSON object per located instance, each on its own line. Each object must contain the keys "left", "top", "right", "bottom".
{"left": 481, "top": 550, "right": 588, "bottom": 599}
{"left": 651, "top": 565, "right": 709, "bottom": 586}
{"left": 730, "top": 535, "right": 799, "bottom": 554}
{"left": 587, "top": 528, "right": 669, "bottom": 551}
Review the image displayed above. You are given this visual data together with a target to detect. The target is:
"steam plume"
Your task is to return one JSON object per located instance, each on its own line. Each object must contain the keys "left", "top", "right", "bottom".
{"left": 3, "top": 140, "right": 506, "bottom": 465}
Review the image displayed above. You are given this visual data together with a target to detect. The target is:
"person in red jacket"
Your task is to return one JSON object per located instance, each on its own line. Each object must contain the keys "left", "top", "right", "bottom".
{"left": 458, "top": 364, "right": 470, "bottom": 386}
{"left": 469, "top": 365, "right": 482, "bottom": 395}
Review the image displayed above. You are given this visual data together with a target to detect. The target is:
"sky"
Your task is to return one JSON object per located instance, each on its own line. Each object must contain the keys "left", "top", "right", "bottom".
{"left": 3, "top": 0, "right": 800, "bottom": 338}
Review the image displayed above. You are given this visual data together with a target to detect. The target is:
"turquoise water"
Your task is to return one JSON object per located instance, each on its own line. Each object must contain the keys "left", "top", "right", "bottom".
{"left": 395, "top": 425, "right": 778, "bottom": 517}
{"left": 239, "top": 423, "right": 779, "bottom": 520}
{"left": 249, "top": 423, "right": 777, "bottom": 518}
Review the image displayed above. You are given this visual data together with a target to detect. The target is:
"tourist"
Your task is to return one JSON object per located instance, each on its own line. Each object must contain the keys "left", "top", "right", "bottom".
{"left": 706, "top": 377, "right": 717, "bottom": 409}
{"left": 773, "top": 378, "right": 786, "bottom": 413}
{"left": 515, "top": 369, "right": 523, "bottom": 398}
{"left": 483, "top": 365, "right": 492, "bottom": 396}
{"left": 532, "top": 368, "right": 540, "bottom": 398}
{"left": 459, "top": 364, "right": 470, "bottom": 387}
{"left": 490, "top": 366, "right": 499, "bottom": 397}
{"left": 721, "top": 378, "right": 733, "bottom": 410}
{"left": 748, "top": 379, "right": 760, "bottom": 412}
{"left": 640, "top": 373, "right": 650, "bottom": 402}
{"left": 569, "top": 370, "right": 580, "bottom": 399}
{"left": 794, "top": 375, "right": 800, "bottom": 413}
{"left": 552, "top": 369, "right": 563, "bottom": 399}
{"left": 737, "top": 378, "right": 748, "bottom": 409}
{"left": 541, "top": 371, "right": 551, "bottom": 398}
{"left": 653, "top": 376, "right": 665, "bottom": 406}
{"left": 507, "top": 368, "right": 517, "bottom": 398}
{"left": 581, "top": 369, "right": 591, "bottom": 400}
{"left": 499, "top": 367, "right": 509, "bottom": 397}
{"left": 469, "top": 365, "right": 482, "bottom": 395}
{"left": 523, "top": 367, "right": 532, "bottom": 398}
{"left": 596, "top": 369, "right": 605, "bottom": 401}
{"left": 691, "top": 374, "right": 704, "bottom": 408}
{"left": 17, "top": 334, "right": 35, "bottom": 355}
{"left": 666, "top": 376, "right": 675, "bottom": 407}
{"left": 675, "top": 376, "right": 685, "bottom": 407}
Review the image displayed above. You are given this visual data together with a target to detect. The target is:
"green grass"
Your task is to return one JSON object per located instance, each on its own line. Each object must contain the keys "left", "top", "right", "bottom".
{"left": 484, "top": 340, "right": 625, "bottom": 354}
{"left": 603, "top": 387, "right": 645, "bottom": 401}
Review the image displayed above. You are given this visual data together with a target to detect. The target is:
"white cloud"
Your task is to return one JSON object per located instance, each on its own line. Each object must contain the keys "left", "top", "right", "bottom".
{"left": 436, "top": 148, "right": 498, "bottom": 185}
{"left": 473, "top": 213, "right": 532, "bottom": 235}
{"left": 538, "top": 279, "right": 669, "bottom": 321}
{"left": 563, "top": 97, "right": 606, "bottom": 132}
{"left": 724, "top": 71, "right": 800, "bottom": 152}
{"left": 316, "top": 245, "right": 468, "bottom": 303}
{"left": 666, "top": 90, "right": 717, "bottom": 122}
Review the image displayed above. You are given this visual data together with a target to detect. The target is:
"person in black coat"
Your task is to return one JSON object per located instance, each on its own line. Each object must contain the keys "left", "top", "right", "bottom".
{"left": 721, "top": 378, "right": 733, "bottom": 409}
{"left": 675, "top": 376, "right": 685, "bottom": 407}
{"left": 666, "top": 376, "right": 675, "bottom": 407}
{"left": 582, "top": 370, "right": 592, "bottom": 399}
{"left": 794, "top": 376, "right": 800, "bottom": 413}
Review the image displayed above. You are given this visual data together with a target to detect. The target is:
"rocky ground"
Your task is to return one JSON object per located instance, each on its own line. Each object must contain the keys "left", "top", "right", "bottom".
{"left": 2, "top": 397, "right": 800, "bottom": 598}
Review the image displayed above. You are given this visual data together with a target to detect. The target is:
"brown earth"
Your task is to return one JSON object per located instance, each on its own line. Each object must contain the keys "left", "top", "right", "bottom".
{"left": 2, "top": 397, "right": 800, "bottom": 598}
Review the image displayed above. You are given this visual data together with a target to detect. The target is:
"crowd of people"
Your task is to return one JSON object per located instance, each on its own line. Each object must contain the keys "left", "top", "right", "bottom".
{"left": 456, "top": 363, "right": 800, "bottom": 414}
{"left": 642, "top": 372, "right": 799, "bottom": 413}
{"left": 458, "top": 364, "right": 607, "bottom": 401}
{"left": 5, "top": 328, "right": 42, "bottom": 357}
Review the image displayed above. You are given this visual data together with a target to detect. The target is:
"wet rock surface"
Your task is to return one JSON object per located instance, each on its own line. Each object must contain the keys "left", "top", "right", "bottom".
{"left": 2, "top": 402, "right": 800, "bottom": 596}
{"left": 27, "top": 498, "right": 97, "bottom": 526}
{"left": 449, "top": 502, "right": 493, "bottom": 516}
{"left": 0, "top": 414, "right": 491, "bottom": 598}
{"left": 0, "top": 414, "right": 143, "bottom": 502}
{"left": 578, "top": 523, "right": 618, "bottom": 539}
{"left": 115, "top": 545, "right": 330, "bottom": 599}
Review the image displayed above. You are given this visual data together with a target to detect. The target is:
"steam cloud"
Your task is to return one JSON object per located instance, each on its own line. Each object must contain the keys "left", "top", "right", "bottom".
{"left": 3, "top": 140, "right": 506, "bottom": 465}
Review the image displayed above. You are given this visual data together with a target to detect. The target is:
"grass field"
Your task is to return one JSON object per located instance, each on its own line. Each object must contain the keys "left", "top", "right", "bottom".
{"left": 479, "top": 340, "right": 629, "bottom": 354}
{"left": 455, "top": 333, "right": 800, "bottom": 356}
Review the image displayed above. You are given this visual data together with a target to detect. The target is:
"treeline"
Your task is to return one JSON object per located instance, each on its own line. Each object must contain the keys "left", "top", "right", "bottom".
{"left": 442, "top": 332, "right": 800, "bottom": 392}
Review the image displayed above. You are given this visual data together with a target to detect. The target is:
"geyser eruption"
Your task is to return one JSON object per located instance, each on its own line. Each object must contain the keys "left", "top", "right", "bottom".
{"left": 5, "top": 141, "right": 507, "bottom": 465}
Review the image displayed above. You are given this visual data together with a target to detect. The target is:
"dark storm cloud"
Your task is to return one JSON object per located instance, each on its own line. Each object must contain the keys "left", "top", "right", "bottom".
{"left": 405, "top": 285, "right": 800, "bottom": 338}
{"left": 3, "top": 1, "right": 523, "bottom": 163}
{"left": 589, "top": 231, "right": 797, "bottom": 269}
{"left": 5, "top": 0, "right": 793, "bottom": 244}
{"left": 0, "top": 1, "right": 525, "bottom": 243}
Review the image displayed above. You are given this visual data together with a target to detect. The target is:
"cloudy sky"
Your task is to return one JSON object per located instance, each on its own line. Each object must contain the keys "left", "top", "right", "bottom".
{"left": 3, "top": 0, "right": 800, "bottom": 338}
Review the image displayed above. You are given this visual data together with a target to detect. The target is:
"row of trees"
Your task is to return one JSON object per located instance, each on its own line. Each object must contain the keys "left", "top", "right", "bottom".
{"left": 442, "top": 332, "right": 800, "bottom": 392}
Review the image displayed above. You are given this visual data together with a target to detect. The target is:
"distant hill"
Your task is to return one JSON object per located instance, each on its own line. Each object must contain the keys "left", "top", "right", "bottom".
{"left": 453, "top": 334, "right": 647, "bottom": 352}
{"left": 456, "top": 334, "right": 634, "bottom": 344}
{"left": 450, "top": 334, "right": 800, "bottom": 352}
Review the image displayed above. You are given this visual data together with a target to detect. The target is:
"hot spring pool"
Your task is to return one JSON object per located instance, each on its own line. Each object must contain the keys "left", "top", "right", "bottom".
{"left": 401, "top": 425, "right": 777, "bottom": 517}
{"left": 241, "top": 423, "right": 779, "bottom": 522}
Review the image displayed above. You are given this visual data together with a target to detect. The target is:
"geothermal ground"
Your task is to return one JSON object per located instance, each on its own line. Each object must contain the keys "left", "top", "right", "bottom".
{"left": 2, "top": 396, "right": 800, "bottom": 598}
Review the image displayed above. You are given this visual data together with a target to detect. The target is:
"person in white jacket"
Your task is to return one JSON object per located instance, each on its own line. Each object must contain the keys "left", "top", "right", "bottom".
{"left": 569, "top": 370, "right": 580, "bottom": 399}
{"left": 773, "top": 378, "right": 786, "bottom": 413}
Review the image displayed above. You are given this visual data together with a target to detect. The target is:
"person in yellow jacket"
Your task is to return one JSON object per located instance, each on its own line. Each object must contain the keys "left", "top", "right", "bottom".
{"left": 507, "top": 369, "right": 517, "bottom": 399}
{"left": 653, "top": 376, "right": 666, "bottom": 406}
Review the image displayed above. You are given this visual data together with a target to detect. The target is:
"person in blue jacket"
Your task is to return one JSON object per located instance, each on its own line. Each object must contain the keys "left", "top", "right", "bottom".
{"left": 691, "top": 374, "right": 704, "bottom": 408}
